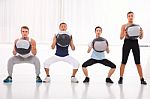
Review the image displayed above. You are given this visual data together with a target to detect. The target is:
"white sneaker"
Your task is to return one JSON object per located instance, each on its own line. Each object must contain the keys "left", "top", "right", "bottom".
{"left": 43, "top": 77, "right": 51, "bottom": 83}
{"left": 71, "top": 77, "right": 79, "bottom": 83}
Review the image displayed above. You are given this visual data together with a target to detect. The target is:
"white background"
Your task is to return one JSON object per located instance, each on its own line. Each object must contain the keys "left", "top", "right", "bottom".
{"left": 0, "top": 0, "right": 150, "bottom": 45}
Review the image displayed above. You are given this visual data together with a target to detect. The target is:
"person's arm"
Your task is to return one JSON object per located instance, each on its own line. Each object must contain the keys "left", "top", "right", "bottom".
{"left": 139, "top": 27, "right": 144, "bottom": 39}
{"left": 70, "top": 36, "right": 75, "bottom": 50}
{"left": 120, "top": 24, "right": 127, "bottom": 40}
{"left": 87, "top": 47, "right": 92, "bottom": 53}
{"left": 87, "top": 42, "right": 93, "bottom": 53}
{"left": 51, "top": 35, "right": 57, "bottom": 49}
{"left": 30, "top": 38, "right": 37, "bottom": 56}
{"left": 105, "top": 40, "right": 109, "bottom": 53}
{"left": 12, "top": 39, "right": 18, "bottom": 55}
{"left": 106, "top": 47, "right": 110, "bottom": 54}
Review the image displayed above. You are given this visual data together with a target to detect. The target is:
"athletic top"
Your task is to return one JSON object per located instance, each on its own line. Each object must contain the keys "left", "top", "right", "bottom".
{"left": 55, "top": 31, "right": 71, "bottom": 57}
{"left": 88, "top": 41, "right": 105, "bottom": 60}
{"left": 92, "top": 37, "right": 108, "bottom": 52}
{"left": 15, "top": 38, "right": 32, "bottom": 58}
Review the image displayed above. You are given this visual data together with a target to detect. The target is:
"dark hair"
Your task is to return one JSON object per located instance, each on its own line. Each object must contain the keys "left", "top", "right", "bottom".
{"left": 21, "top": 26, "right": 29, "bottom": 31}
{"left": 59, "top": 22, "right": 67, "bottom": 26}
{"left": 127, "top": 11, "right": 134, "bottom": 17}
{"left": 95, "top": 26, "right": 102, "bottom": 32}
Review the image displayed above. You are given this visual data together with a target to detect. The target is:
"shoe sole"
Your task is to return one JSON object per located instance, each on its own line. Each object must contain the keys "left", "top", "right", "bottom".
{"left": 36, "top": 81, "right": 42, "bottom": 83}
{"left": 71, "top": 81, "right": 79, "bottom": 83}
{"left": 3, "top": 81, "right": 12, "bottom": 83}
{"left": 83, "top": 81, "right": 89, "bottom": 83}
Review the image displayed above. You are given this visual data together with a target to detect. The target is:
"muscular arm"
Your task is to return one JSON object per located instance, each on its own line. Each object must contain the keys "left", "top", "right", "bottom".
{"left": 70, "top": 36, "right": 75, "bottom": 50}
{"left": 51, "top": 35, "right": 57, "bottom": 49}
{"left": 30, "top": 38, "right": 37, "bottom": 56}
{"left": 12, "top": 39, "right": 19, "bottom": 55}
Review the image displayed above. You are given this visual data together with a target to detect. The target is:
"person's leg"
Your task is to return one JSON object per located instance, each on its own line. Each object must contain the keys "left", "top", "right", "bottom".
{"left": 63, "top": 56, "right": 80, "bottom": 83}
{"left": 43, "top": 56, "right": 60, "bottom": 82}
{"left": 27, "top": 56, "right": 41, "bottom": 76}
{"left": 44, "top": 68, "right": 50, "bottom": 76}
{"left": 120, "top": 64, "right": 126, "bottom": 77}
{"left": 4, "top": 56, "right": 23, "bottom": 82}
{"left": 44, "top": 56, "right": 60, "bottom": 76}
{"left": 82, "top": 59, "right": 96, "bottom": 83}
{"left": 26, "top": 56, "right": 42, "bottom": 82}
{"left": 119, "top": 40, "right": 131, "bottom": 84}
{"left": 63, "top": 56, "right": 79, "bottom": 76}
{"left": 132, "top": 41, "right": 147, "bottom": 85}
{"left": 99, "top": 59, "right": 116, "bottom": 83}
{"left": 120, "top": 41, "right": 130, "bottom": 77}
{"left": 72, "top": 69, "right": 78, "bottom": 77}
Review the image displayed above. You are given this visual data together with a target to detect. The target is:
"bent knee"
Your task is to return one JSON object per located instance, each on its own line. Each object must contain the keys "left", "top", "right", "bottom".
{"left": 111, "top": 65, "right": 116, "bottom": 69}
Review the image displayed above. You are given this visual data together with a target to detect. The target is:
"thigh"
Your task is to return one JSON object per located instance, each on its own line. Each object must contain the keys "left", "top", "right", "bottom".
{"left": 44, "top": 55, "right": 61, "bottom": 68}
{"left": 132, "top": 41, "right": 140, "bottom": 64}
{"left": 63, "top": 56, "right": 79, "bottom": 68}
{"left": 23, "top": 56, "right": 39, "bottom": 63}
{"left": 99, "top": 59, "right": 116, "bottom": 68}
{"left": 121, "top": 40, "right": 131, "bottom": 64}
{"left": 9, "top": 56, "right": 25, "bottom": 64}
{"left": 82, "top": 59, "right": 97, "bottom": 67}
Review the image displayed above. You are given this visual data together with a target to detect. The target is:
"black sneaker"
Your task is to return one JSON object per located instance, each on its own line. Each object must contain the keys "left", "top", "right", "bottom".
{"left": 3, "top": 76, "right": 12, "bottom": 83}
{"left": 141, "top": 78, "right": 147, "bottom": 85}
{"left": 83, "top": 77, "right": 90, "bottom": 83}
{"left": 118, "top": 77, "right": 123, "bottom": 84}
{"left": 36, "top": 76, "right": 42, "bottom": 83}
{"left": 106, "top": 78, "right": 113, "bottom": 83}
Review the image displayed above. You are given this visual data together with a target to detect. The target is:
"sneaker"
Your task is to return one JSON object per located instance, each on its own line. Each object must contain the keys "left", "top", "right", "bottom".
{"left": 71, "top": 77, "right": 79, "bottom": 83}
{"left": 141, "top": 78, "right": 147, "bottom": 85}
{"left": 3, "top": 76, "right": 12, "bottom": 83}
{"left": 118, "top": 77, "right": 123, "bottom": 84}
{"left": 83, "top": 77, "right": 90, "bottom": 83}
{"left": 36, "top": 76, "right": 42, "bottom": 83}
{"left": 106, "top": 78, "right": 113, "bottom": 83}
{"left": 43, "top": 76, "right": 51, "bottom": 83}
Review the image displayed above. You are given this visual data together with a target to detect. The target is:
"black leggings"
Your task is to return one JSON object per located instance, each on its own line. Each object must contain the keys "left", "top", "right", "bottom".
{"left": 121, "top": 39, "right": 140, "bottom": 64}
{"left": 82, "top": 58, "right": 116, "bottom": 68}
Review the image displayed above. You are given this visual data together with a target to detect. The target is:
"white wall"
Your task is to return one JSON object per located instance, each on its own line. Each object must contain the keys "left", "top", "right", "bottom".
{"left": 0, "top": 0, "right": 150, "bottom": 45}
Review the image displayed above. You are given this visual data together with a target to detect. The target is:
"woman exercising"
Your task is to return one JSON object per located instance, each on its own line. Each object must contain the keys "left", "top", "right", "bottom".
{"left": 82, "top": 26, "right": 116, "bottom": 83}
{"left": 118, "top": 11, "right": 147, "bottom": 85}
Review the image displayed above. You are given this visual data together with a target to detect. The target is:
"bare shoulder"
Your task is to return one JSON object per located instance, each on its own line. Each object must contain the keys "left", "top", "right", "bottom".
{"left": 30, "top": 38, "right": 35, "bottom": 42}
{"left": 121, "top": 24, "right": 126, "bottom": 29}
{"left": 14, "top": 38, "right": 19, "bottom": 43}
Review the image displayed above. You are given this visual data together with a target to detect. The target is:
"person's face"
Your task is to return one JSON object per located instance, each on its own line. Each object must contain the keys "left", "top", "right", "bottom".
{"left": 59, "top": 24, "right": 67, "bottom": 31}
{"left": 21, "top": 28, "right": 29, "bottom": 38}
{"left": 127, "top": 13, "right": 134, "bottom": 22}
{"left": 95, "top": 28, "right": 102, "bottom": 37}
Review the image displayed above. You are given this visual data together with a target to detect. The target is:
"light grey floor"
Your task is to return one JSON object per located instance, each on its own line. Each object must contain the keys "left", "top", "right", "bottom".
{"left": 0, "top": 44, "right": 150, "bottom": 99}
